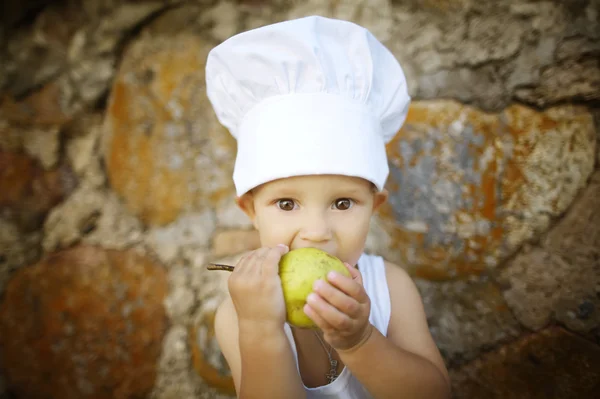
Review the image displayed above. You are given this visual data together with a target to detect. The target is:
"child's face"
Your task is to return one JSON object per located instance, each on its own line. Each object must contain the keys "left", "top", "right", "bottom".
{"left": 237, "top": 175, "right": 388, "bottom": 266}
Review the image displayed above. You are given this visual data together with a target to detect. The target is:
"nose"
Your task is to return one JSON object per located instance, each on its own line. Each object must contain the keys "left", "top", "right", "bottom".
{"left": 298, "top": 210, "right": 332, "bottom": 243}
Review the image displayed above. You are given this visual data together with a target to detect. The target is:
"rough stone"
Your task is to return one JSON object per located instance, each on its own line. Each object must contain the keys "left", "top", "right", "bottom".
{"left": 418, "top": 65, "right": 509, "bottom": 111}
{"left": 145, "top": 209, "right": 216, "bottom": 265}
{"left": 150, "top": 325, "right": 199, "bottom": 399}
{"left": 389, "top": 4, "right": 468, "bottom": 98}
{"left": 1, "top": 0, "right": 170, "bottom": 128}
{"left": 214, "top": 198, "right": 253, "bottom": 230}
{"left": 0, "top": 245, "right": 168, "bottom": 399}
{"left": 514, "top": 57, "right": 600, "bottom": 106}
{"left": 450, "top": 327, "right": 600, "bottom": 398}
{"left": 458, "top": 12, "right": 525, "bottom": 66}
{"left": 150, "top": 324, "right": 235, "bottom": 399}
{"left": 65, "top": 113, "right": 107, "bottom": 188}
{"left": 103, "top": 11, "right": 237, "bottom": 226}
{"left": 595, "top": 109, "right": 600, "bottom": 165}
{"left": 415, "top": 278, "right": 522, "bottom": 365}
{"left": 211, "top": 229, "right": 261, "bottom": 258}
{"left": 198, "top": 1, "right": 240, "bottom": 42}
{"left": 164, "top": 265, "right": 198, "bottom": 325}
{"left": 499, "top": 247, "right": 599, "bottom": 333}
{"left": 165, "top": 285, "right": 196, "bottom": 323}
{"left": 241, "top": 0, "right": 287, "bottom": 32}
{"left": 190, "top": 311, "right": 236, "bottom": 396}
{"left": 0, "top": 120, "right": 60, "bottom": 169}
{"left": 0, "top": 120, "right": 19, "bottom": 151}
{"left": 0, "top": 82, "right": 74, "bottom": 126}
{"left": 543, "top": 171, "right": 600, "bottom": 272}
{"left": 499, "top": 172, "right": 600, "bottom": 333}
{"left": 66, "top": 1, "right": 169, "bottom": 106}
{"left": 555, "top": 35, "right": 600, "bottom": 61}
{"left": 0, "top": 218, "right": 42, "bottom": 297}
{"left": 388, "top": 0, "right": 599, "bottom": 111}
{"left": 380, "top": 100, "right": 596, "bottom": 279}
{"left": 43, "top": 184, "right": 144, "bottom": 252}
{"left": 1, "top": 2, "right": 80, "bottom": 97}
{"left": 504, "top": 36, "right": 557, "bottom": 92}
{"left": 0, "top": 150, "right": 77, "bottom": 232}
{"left": 288, "top": 0, "right": 393, "bottom": 42}
{"left": 22, "top": 126, "right": 60, "bottom": 169}
{"left": 148, "top": 249, "right": 237, "bottom": 398}
{"left": 364, "top": 215, "right": 392, "bottom": 257}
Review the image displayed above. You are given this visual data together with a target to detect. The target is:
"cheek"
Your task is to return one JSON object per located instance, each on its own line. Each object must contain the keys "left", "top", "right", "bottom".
{"left": 255, "top": 211, "right": 295, "bottom": 245}
{"left": 334, "top": 211, "right": 371, "bottom": 260}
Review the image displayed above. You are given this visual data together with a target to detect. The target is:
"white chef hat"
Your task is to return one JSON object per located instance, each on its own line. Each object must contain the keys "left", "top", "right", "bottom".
{"left": 205, "top": 15, "right": 410, "bottom": 197}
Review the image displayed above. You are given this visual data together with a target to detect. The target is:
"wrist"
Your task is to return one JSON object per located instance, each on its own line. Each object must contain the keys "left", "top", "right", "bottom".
{"left": 238, "top": 319, "right": 287, "bottom": 347}
{"left": 337, "top": 323, "right": 374, "bottom": 355}
{"left": 239, "top": 323, "right": 292, "bottom": 364}
{"left": 238, "top": 318, "right": 284, "bottom": 335}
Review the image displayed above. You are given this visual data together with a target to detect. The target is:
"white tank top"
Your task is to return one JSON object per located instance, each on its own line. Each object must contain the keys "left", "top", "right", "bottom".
{"left": 283, "top": 253, "right": 391, "bottom": 399}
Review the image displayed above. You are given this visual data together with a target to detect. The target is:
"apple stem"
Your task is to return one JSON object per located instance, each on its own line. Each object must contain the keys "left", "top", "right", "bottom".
{"left": 207, "top": 263, "right": 235, "bottom": 272}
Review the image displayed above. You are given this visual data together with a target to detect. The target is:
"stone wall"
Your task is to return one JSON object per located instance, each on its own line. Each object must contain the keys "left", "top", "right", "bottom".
{"left": 0, "top": 0, "right": 598, "bottom": 398}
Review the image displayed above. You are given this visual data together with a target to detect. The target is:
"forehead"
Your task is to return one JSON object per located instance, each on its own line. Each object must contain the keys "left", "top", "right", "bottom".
{"left": 254, "top": 174, "right": 373, "bottom": 195}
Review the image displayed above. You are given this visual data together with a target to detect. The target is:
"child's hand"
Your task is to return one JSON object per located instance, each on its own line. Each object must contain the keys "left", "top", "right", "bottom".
{"left": 304, "top": 263, "right": 373, "bottom": 351}
{"left": 227, "top": 245, "right": 289, "bottom": 329}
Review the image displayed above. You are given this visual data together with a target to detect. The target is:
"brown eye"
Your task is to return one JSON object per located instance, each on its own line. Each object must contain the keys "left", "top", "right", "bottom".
{"left": 277, "top": 199, "right": 296, "bottom": 211}
{"left": 334, "top": 198, "right": 353, "bottom": 210}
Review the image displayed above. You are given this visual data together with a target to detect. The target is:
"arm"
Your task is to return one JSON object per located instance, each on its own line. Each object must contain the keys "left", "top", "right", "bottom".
{"left": 214, "top": 298, "right": 306, "bottom": 399}
{"left": 340, "top": 325, "right": 450, "bottom": 399}
{"left": 305, "top": 261, "right": 450, "bottom": 399}
{"left": 342, "top": 262, "right": 449, "bottom": 398}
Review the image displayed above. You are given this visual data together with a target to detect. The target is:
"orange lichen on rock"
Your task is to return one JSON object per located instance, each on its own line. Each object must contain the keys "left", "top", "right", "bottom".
{"left": 103, "top": 34, "right": 236, "bottom": 226}
{"left": 382, "top": 100, "right": 596, "bottom": 279}
{"left": 0, "top": 245, "right": 168, "bottom": 399}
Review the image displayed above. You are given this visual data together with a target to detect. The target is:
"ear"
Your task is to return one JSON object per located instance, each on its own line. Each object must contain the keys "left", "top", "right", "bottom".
{"left": 372, "top": 188, "right": 388, "bottom": 212}
{"left": 236, "top": 192, "right": 257, "bottom": 228}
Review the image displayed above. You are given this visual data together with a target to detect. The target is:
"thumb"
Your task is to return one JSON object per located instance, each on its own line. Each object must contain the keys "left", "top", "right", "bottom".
{"left": 276, "top": 244, "right": 289, "bottom": 255}
{"left": 344, "top": 262, "right": 363, "bottom": 284}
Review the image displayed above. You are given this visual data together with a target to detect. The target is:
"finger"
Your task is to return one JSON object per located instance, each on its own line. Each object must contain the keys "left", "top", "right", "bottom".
{"left": 262, "top": 244, "right": 289, "bottom": 276}
{"left": 313, "top": 279, "right": 360, "bottom": 317}
{"left": 303, "top": 303, "right": 335, "bottom": 331}
{"left": 232, "top": 252, "right": 252, "bottom": 274}
{"left": 306, "top": 292, "right": 353, "bottom": 331}
{"left": 344, "top": 262, "right": 363, "bottom": 284}
{"left": 247, "top": 247, "right": 269, "bottom": 274}
{"left": 327, "top": 271, "right": 368, "bottom": 304}
{"left": 228, "top": 252, "right": 254, "bottom": 291}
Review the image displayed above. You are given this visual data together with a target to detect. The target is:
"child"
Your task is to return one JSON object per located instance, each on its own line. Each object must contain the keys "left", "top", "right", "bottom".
{"left": 206, "top": 15, "right": 451, "bottom": 399}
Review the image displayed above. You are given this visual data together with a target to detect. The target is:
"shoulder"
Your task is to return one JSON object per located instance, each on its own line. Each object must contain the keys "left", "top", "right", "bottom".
{"left": 361, "top": 254, "right": 417, "bottom": 298}
{"left": 382, "top": 259, "right": 427, "bottom": 327}
{"left": 381, "top": 259, "right": 426, "bottom": 332}
{"left": 382, "top": 259, "right": 414, "bottom": 288}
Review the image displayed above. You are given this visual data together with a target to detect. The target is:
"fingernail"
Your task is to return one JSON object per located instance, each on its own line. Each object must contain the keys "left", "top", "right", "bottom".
{"left": 328, "top": 271, "right": 337, "bottom": 280}
{"left": 277, "top": 244, "right": 289, "bottom": 252}
{"left": 307, "top": 293, "right": 318, "bottom": 303}
{"left": 313, "top": 279, "right": 324, "bottom": 290}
